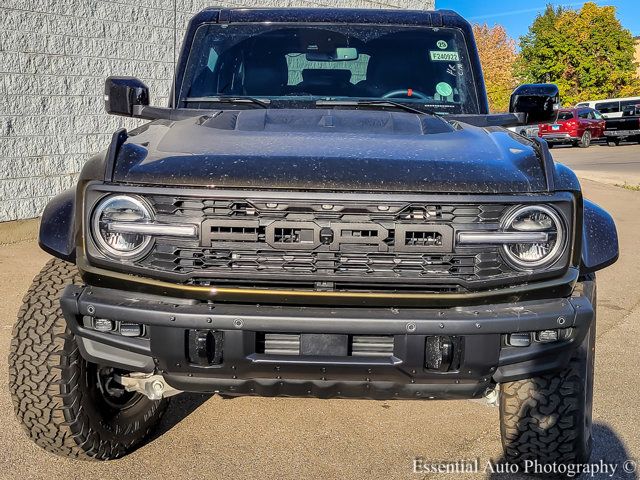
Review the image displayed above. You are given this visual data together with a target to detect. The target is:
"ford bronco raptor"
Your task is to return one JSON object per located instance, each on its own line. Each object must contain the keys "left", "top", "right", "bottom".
{"left": 9, "top": 8, "right": 618, "bottom": 464}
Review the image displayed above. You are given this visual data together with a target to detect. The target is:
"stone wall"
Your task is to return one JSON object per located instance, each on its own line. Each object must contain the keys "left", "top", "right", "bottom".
{"left": 0, "top": 0, "right": 434, "bottom": 221}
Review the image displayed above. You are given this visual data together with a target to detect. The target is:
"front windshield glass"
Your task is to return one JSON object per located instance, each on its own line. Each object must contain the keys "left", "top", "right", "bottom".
{"left": 180, "top": 23, "right": 479, "bottom": 115}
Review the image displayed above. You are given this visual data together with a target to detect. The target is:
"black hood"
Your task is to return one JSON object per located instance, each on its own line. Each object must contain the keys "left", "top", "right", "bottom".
{"left": 113, "top": 109, "right": 548, "bottom": 193}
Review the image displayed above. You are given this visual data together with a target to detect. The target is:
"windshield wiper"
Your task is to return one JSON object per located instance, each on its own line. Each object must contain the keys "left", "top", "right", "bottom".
{"left": 317, "top": 99, "right": 440, "bottom": 116}
{"left": 185, "top": 96, "right": 270, "bottom": 108}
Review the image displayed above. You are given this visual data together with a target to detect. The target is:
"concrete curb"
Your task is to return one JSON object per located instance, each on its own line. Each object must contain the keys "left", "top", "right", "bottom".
{"left": 0, "top": 218, "right": 40, "bottom": 245}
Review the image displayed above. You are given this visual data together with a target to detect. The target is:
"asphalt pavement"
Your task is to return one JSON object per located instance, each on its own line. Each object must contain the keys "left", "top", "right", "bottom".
{"left": 551, "top": 140, "right": 640, "bottom": 186}
{"left": 1, "top": 145, "right": 639, "bottom": 479}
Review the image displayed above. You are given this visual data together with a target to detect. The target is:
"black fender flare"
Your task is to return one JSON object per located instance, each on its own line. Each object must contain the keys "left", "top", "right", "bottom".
{"left": 580, "top": 199, "right": 618, "bottom": 275}
{"left": 39, "top": 188, "right": 76, "bottom": 262}
{"left": 39, "top": 128, "right": 126, "bottom": 262}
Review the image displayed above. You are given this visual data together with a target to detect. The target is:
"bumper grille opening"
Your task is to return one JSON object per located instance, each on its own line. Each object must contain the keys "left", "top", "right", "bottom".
{"left": 351, "top": 335, "right": 395, "bottom": 357}
{"left": 261, "top": 333, "right": 301, "bottom": 355}
{"left": 258, "top": 333, "right": 394, "bottom": 358}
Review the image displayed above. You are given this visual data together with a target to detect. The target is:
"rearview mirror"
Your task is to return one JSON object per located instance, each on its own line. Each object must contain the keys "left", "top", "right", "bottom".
{"left": 104, "top": 76, "right": 150, "bottom": 117}
{"left": 509, "top": 83, "right": 560, "bottom": 124}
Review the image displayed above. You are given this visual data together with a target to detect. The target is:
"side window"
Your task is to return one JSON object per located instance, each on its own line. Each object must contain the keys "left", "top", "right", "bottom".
{"left": 207, "top": 49, "right": 219, "bottom": 71}
{"left": 620, "top": 99, "right": 640, "bottom": 109}
{"left": 592, "top": 110, "right": 604, "bottom": 120}
{"left": 595, "top": 101, "right": 620, "bottom": 114}
{"left": 578, "top": 110, "right": 589, "bottom": 119}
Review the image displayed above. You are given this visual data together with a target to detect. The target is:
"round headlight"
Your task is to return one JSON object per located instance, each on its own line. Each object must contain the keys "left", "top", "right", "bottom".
{"left": 501, "top": 205, "right": 565, "bottom": 269}
{"left": 91, "top": 195, "right": 153, "bottom": 258}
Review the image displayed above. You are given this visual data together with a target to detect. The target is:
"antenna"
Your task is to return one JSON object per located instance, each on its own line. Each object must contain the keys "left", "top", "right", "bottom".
{"left": 172, "top": 0, "right": 177, "bottom": 109}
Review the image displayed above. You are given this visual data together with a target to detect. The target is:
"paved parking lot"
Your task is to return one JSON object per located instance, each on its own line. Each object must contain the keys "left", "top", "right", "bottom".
{"left": 552, "top": 141, "right": 640, "bottom": 186}
{"left": 1, "top": 146, "right": 639, "bottom": 479}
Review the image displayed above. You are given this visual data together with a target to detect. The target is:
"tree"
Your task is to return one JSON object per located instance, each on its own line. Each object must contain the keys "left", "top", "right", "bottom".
{"left": 473, "top": 23, "right": 518, "bottom": 112}
{"left": 517, "top": 2, "right": 640, "bottom": 105}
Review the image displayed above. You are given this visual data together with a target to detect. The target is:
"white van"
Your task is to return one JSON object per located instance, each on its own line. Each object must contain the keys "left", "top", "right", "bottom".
{"left": 576, "top": 96, "right": 640, "bottom": 118}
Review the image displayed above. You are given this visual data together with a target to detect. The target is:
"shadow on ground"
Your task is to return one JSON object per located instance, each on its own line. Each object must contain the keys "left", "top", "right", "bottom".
{"left": 150, "top": 392, "right": 212, "bottom": 441}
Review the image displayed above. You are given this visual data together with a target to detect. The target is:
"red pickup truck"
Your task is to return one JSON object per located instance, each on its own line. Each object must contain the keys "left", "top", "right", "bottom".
{"left": 538, "top": 107, "right": 606, "bottom": 148}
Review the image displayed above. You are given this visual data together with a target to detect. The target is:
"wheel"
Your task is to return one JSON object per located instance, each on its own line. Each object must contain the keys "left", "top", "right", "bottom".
{"left": 8, "top": 259, "right": 169, "bottom": 460}
{"left": 499, "top": 283, "right": 596, "bottom": 465}
{"left": 607, "top": 137, "right": 620, "bottom": 147}
{"left": 578, "top": 130, "right": 592, "bottom": 148}
{"left": 547, "top": 143, "right": 554, "bottom": 149}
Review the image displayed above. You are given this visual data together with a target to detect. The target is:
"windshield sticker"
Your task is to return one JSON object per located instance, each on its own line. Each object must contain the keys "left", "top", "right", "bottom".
{"left": 446, "top": 63, "right": 464, "bottom": 76}
{"left": 436, "top": 82, "right": 453, "bottom": 97}
{"left": 429, "top": 50, "right": 460, "bottom": 62}
{"left": 436, "top": 40, "right": 448, "bottom": 49}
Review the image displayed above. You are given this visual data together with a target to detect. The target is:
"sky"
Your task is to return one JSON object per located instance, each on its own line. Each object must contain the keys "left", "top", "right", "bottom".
{"left": 437, "top": 0, "right": 640, "bottom": 41}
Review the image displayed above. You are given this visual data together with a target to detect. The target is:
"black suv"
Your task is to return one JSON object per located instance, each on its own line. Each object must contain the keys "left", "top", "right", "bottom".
{"left": 9, "top": 8, "right": 618, "bottom": 465}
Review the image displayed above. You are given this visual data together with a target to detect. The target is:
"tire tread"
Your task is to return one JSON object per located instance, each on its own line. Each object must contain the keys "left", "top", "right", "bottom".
{"left": 8, "top": 258, "right": 166, "bottom": 460}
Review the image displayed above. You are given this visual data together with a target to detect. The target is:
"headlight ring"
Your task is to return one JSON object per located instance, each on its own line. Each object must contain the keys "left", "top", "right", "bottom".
{"left": 500, "top": 204, "right": 565, "bottom": 270}
{"left": 91, "top": 194, "right": 154, "bottom": 259}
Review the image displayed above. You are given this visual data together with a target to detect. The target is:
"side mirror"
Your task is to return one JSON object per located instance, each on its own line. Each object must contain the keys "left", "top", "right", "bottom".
{"left": 509, "top": 83, "right": 560, "bottom": 124}
{"left": 104, "top": 77, "right": 149, "bottom": 117}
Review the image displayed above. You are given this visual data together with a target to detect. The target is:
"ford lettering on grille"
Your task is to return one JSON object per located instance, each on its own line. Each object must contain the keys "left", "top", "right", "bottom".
{"left": 200, "top": 219, "right": 453, "bottom": 252}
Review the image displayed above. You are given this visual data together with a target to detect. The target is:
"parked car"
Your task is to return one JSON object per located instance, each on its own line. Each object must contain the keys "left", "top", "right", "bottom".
{"left": 576, "top": 96, "right": 640, "bottom": 118}
{"left": 604, "top": 104, "right": 640, "bottom": 146}
{"left": 8, "top": 7, "right": 618, "bottom": 468}
{"left": 538, "top": 107, "right": 606, "bottom": 147}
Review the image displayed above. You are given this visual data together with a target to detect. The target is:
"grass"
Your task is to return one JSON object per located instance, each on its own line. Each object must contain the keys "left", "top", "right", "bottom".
{"left": 615, "top": 183, "right": 640, "bottom": 191}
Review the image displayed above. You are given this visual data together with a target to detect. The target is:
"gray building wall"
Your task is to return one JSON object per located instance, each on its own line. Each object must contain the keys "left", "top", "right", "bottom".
{"left": 0, "top": 0, "right": 435, "bottom": 222}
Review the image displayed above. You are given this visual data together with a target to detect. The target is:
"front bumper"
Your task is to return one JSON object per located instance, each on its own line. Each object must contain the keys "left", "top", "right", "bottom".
{"left": 61, "top": 283, "right": 595, "bottom": 400}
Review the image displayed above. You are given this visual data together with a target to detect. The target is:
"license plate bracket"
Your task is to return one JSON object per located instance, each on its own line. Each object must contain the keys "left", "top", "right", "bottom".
{"left": 300, "top": 334, "right": 348, "bottom": 356}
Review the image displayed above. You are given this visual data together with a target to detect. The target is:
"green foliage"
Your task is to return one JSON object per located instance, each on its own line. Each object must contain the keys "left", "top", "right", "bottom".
{"left": 473, "top": 23, "right": 518, "bottom": 112}
{"left": 516, "top": 2, "right": 640, "bottom": 105}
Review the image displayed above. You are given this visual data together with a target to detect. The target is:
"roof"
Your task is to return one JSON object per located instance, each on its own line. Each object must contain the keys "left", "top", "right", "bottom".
{"left": 190, "top": 8, "right": 467, "bottom": 29}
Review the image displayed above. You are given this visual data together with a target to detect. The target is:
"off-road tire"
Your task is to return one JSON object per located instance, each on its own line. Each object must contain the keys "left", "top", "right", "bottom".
{"left": 499, "top": 291, "right": 596, "bottom": 465}
{"left": 8, "top": 258, "right": 169, "bottom": 460}
{"left": 578, "top": 130, "right": 592, "bottom": 148}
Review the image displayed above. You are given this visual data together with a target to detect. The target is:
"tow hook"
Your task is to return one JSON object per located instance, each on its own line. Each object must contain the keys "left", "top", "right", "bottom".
{"left": 483, "top": 385, "right": 499, "bottom": 407}
{"left": 115, "top": 373, "right": 182, "bottom": 400}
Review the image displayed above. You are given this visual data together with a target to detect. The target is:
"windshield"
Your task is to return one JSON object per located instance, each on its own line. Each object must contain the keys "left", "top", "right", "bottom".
{"left": 180, "top": 23, "right": 480, "bottom": 115}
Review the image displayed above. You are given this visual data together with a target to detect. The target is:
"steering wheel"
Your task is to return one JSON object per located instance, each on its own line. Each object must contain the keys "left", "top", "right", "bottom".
{"left": 382, "top": 89, "right": 429, "bottom": 100}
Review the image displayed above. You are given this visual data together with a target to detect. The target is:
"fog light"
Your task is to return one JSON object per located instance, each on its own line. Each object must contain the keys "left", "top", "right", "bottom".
{"left": 507, "top": 332, "right": 531, "bottom": 347}
{"left": 535, "top": 330, "right": 559, "bottom": 343}
{"left": 93, "top": 318, "right": 114, "bottom": 332}
{"left": 425, "top": 335, "right": 461, "bottom": 371}
{"left": 119, "top": 323, "right": 143, "bottom": 337}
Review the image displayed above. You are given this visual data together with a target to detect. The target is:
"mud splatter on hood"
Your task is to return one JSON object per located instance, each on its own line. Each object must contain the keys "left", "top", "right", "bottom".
{"left": 113, "top": 109, "right": 548, "bottom": 193}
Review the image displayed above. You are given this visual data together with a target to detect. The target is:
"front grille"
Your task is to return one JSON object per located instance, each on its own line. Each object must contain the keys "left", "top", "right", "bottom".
{"left": 134, "top": 194, "right": 523, "bottom": 291}
{"left": 148, "top": 247, "right": 491, "bottom": 277}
